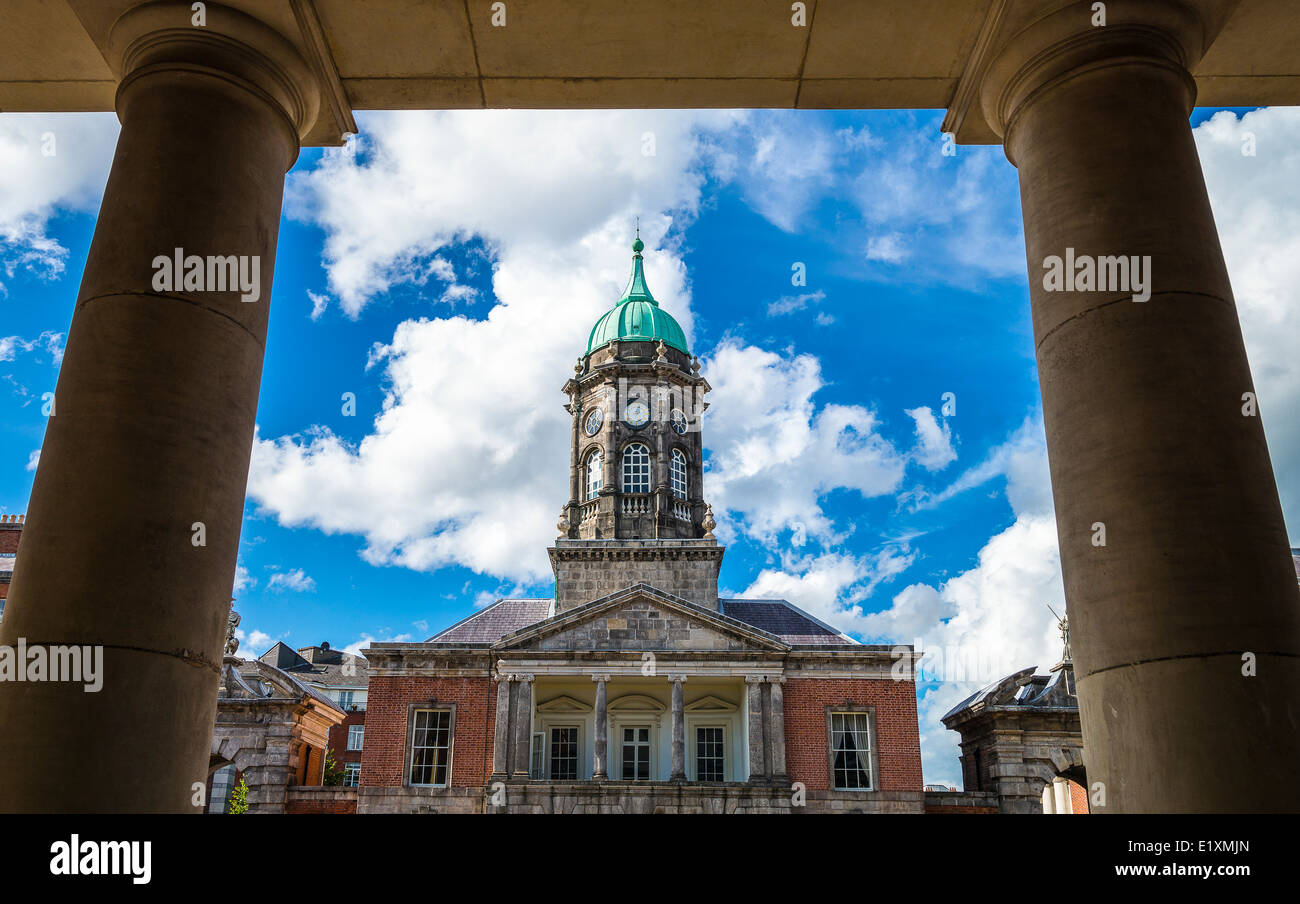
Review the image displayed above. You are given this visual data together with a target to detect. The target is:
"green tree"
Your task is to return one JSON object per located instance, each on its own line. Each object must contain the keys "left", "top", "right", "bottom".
{"left": 228, "top": 776, "right": 249, "bottom": 814}
{"left": 322, "top": 749, "right": 345, "bottom": 787}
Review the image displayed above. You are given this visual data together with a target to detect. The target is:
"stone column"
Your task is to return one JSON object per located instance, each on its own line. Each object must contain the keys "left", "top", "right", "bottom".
{"left": 492, "top": 672, "right": 513, "bottom": 778}
{"left": 0, "top": 2, "right": 319, "bottom": 813}
{"left": 979, "top": 0, "right": 1300, "bottom": 812}
{"left": 767, "top": 677, "right": 788, "bottom": 780}
{"left": 511, "top": 674, "right": 534, "bottom": 779}
{"left": 592, "top": 674, "right": 609, "bottom": 780}
{"left": 745, "top": 676, "right": 766, "bottom": 781}
{"left": 669, "top": 674, "right": 686, "bottom": 780}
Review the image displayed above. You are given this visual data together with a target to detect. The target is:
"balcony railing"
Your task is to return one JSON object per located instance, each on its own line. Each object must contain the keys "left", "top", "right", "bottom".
{"left": 622, "top": 494, "right": 651, "bottom": 514}
{"left": 671, "top": 500, "right": 691, "bottom": 521}
{"left": 580, "top": 500, "right": 599, "bottom": 522}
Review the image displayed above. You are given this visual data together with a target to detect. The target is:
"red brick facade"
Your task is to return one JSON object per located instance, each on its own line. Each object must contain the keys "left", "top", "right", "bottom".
{"left": 782, "top": 677, "right": 923, "bottom": 792}
{"left": 328, "top": 709, "right": 367, "bottom": 778}
{"left": 360, "top": 675, "right": 496, "bottom": 788}
{"left": 362, "top": 673, "right": 923, "bottom": 796}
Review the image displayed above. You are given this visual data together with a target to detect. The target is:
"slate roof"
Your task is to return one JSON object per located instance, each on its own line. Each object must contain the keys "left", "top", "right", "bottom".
{"left": 424, "top": 595, "right": 856, "bottom": 647}
{"left": 429, "top": 599, "right": 554, "bottom": 643}
{"left": 720, "top": 599, "right": 857, "bottom": 646}
{"left": 256, "top": 642, "right": 368, "bottom": 689}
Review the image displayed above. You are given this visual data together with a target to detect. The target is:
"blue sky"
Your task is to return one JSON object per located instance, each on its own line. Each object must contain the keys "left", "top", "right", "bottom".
{"left": 3, "top": 105, "right": 1298, "bottom": 785}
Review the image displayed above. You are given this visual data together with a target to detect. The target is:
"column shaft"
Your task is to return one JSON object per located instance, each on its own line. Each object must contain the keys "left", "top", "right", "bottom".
{"left": 511, "top": 676, "right": 534, "bottom": 778}
{"left": 592, "top": 675, "right": 608, "bottom": 780}
{"left": 669, "top": 676, "right": 685, "bottom": 780}
{"left": 768, "top": 678, "right": 787, "bottom": 780}
{"left": 983, "top": 1, "right": 1300, "bottom": 812}
{"left": 745, "top": 677, "right": 766, "bottom": 781}
{"left": 0, "top": 2, "right": 317, "bottom": 813}
{"left": 492, "top": 674, "right": 513, "bottom": 777}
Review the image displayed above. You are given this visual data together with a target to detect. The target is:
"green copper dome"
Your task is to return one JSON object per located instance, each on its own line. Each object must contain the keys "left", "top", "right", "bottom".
{"left": 586, "top": 238, "right": 690, "bottom": 356}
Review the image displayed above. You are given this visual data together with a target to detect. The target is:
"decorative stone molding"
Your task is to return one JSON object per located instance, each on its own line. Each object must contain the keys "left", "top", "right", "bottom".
{"left": 107, "top": 1, "right": 322, "bottom": 146}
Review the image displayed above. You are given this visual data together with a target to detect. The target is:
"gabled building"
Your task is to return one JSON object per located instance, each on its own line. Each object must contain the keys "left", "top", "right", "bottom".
{"left": 360, "top": 239, "right": 924, "bottom": 814}
{"left": 257, "top": 641, "right": 369, "bottom": 787}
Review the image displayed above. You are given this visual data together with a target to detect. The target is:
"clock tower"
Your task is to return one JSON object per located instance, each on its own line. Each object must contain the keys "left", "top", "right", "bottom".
{"left": 549, "top": 236, "right": 723, "bottom": 612}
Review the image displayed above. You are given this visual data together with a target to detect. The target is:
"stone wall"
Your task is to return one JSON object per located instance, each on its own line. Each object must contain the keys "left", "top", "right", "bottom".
{"left": 549, "top": 540, "right": 723, "bottom": 612}
{"left": 523, "top": 599, "right": 748, "bottom": 652}
{"left": 359, "top": 782, "right": 923, "bottom": 814}
{"left": 924, "top": 790, "right": 999, "bottom": 813}
{"left": 358, "top": 786, "right": 483, "bottom": 814}
{"left": 285, "top": 787, "right": 358, "bottom": 814}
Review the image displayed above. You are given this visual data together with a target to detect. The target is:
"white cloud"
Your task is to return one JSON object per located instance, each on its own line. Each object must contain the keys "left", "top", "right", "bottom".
{"left": 740, "top": 546, "right": 917, "bottom": 632}
{"left": 266, "top": 568, "right": 316, "bottom": 593}
{"left": 1195, "top": 107, "right": 1300, "bottom": 541}
{"left": 0, "top": 330, "right": 64, "bottom": 364}
{"left": 232, "top": 564, "right": 256, "bottom": 594}
{"left": 0, "top": 114, "right": 118, "bottom": 292}
{"left": 233, "top": 628, "right": 276, "bottom": 660}
{"left": 865, "top": 233, "right": 909, "bottom": 263}
{"left": 703, "top": 338, "right": 910, "bottom": 545}
{"left": 711, "top": 113, "right": 1025, "bottom": 282}
{"left": 766, "top": 290, "right": 826, "bottom": 317}
{"left": 342, "top": 632, "right": 411, "bottom": 657}
{"left": 285, "top": 109, "right": 739, "bottom": 317}
{"left": 307, "top": 290, "right": 329, "bottom": 320}
{"left": 25, "top": 449, "right": 39, "bottom": 472}
{"left": 251, "top": 110, "right": 738, "bottom": 583}
{"left": 904, "top": 406, "right": 956, "bottom": 472}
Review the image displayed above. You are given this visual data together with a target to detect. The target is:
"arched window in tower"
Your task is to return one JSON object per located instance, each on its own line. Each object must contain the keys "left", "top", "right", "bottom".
{"left": 670, "top": 448, "right": 688, "bottom": 499}
{"left": 622, "top": 443, "right": 651, "bottom": 494}
{"left": 585, "top": 450, "right": 603, "bottom": 500}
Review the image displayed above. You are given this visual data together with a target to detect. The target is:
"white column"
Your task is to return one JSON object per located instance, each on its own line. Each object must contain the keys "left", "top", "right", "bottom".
{"left": 592, "top": 673, "right": 609, "bottom": 780}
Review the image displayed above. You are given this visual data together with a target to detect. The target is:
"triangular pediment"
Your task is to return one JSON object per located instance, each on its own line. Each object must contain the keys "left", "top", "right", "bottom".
{"left": 536, "top": 694, "right": 592, "bottom": 713}
{"left": 684, "top": 694, "right": 737, "bottom": 713}
{"left": 493, "top": 583, "right": 788, "bottom": 653}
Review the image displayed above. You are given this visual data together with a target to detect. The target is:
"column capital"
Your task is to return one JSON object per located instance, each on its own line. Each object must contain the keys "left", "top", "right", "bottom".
{"left": 667, "top": 673, "right": 688, "bottom": 683}
{"left": 108, "top": 1, "right": 322, "bottom": 145}
{"left": 591, "top": 673, "right": 611, "bottom": 683}
{"left": 744, "top": 674, "right": 766, "bottom": 685}
{"left": 978, "top": 0, "right": 1203, "bottom": 154}
{"left": 767, "top": 675, "right": 785, "bottom": 685}
{"left": 514, "top": 673, "right": 535, "bottom": 684}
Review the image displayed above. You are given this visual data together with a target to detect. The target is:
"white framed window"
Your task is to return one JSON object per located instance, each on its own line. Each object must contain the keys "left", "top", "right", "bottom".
{"left": 670, "top": 448, "right": 687, "bottom": 498}
{"left": 343, "top": 762, "right": 361, "bottom": 787}
{"left": 409, "top": 709, "right": 452, "bottom": 786}
{"left": 830, "top": 711, "right": 873, "bottom": 790}
{"left": 620, "top": 725, "right": 652, "bottom": 780}
{"left": 695, "top": 725, "right": 725, "bottom": 782}
{"left": 622, "top": 443, "right": 651, "bottom": 494}
{"left": 549, "top": 726, "right": 580, "bottom": 780}
{"left": 585, "top": 450, "right": 603, "bottom": 500}
{"left": 338, "top": 690, "right": 354, "bottom": 709}
{"left": 347, "top": 724, "right": 364, "bottom": 751}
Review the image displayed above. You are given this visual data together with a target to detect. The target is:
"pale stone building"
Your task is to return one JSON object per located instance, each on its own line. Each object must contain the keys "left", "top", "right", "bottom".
{"left": 360, "top": 241, "right": 925, "bottom": 814}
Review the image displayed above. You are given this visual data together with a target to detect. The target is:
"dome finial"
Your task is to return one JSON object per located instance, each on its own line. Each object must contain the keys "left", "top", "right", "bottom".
{"left": 632, "top": 218, "right": 643, "bottom": 255}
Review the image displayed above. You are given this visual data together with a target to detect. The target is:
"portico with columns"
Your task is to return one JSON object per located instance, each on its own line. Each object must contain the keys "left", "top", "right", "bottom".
{"left": 357, "top": 246, "right": 925, "bottom": 813}
{"left": 1, "top": 0, "right": 1297, "bottom": 813}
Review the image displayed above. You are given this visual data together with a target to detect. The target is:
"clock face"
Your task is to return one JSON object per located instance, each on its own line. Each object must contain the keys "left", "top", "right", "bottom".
{"left": 625, "top": 400, "right": 650, "bottom": 429}
{"left": 583, "top": 407, "right": 604, "bottom": 436}
{"left": 670, "top": 408, "right": 688, "bottom": 435}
